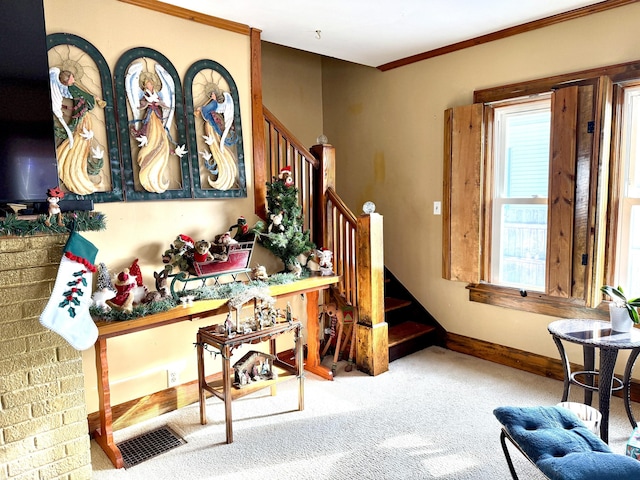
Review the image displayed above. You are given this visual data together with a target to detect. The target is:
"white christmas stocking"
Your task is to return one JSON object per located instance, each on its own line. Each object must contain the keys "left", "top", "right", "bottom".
{"left": 39, "top": 231, "right": 99, "bottom": 350}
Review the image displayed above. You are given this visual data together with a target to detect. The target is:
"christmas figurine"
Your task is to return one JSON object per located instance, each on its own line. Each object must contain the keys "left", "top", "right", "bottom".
{"left": 278, "top": 166, "right": 294, "bottom": 187}
{"left": 229, "top": 216, "right": 250, "bottom": 241}
{"left": 193, "top": 240, "right": 213, "bottom": 263}
{"left": 106, "top": 268, "right": 137, "bottom": 313}
{"left": 44, "top": 186, "right": 65, "bottom": 227}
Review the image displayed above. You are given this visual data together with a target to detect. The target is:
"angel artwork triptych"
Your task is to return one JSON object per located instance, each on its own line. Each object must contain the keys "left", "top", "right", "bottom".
{"left": 46, "top": 34, "right": 246, "bottom": 203}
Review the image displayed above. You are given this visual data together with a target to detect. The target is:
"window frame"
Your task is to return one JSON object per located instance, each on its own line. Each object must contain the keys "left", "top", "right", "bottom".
{"left": 444, "top": 59, "right": 640, "bottom": 319}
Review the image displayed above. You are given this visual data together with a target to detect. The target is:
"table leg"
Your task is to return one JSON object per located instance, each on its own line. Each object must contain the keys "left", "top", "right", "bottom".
{"left": 623, "top": 347, "right": 640, "bottom": 429}
{"left": 93, "top": 337, "right": 124, "bottom": 469}
{"left": 304, "top": 290, "right": 333, "bottom": 380}
{"left": 269, "top": 337, "right": 278, "bottom": 397}
{"left": 296, "top": 323, "right": 304, "bottom": 411}
{"left": 583, "top": 345, "right": 595, "bottom": 406}
{"left": 598, "top": 348, "right": 619, "bottom": 443}
{"left": 222, "top": 345, "right": 233, "bottom": 444}
{"left": 197, "top": 332, "right": 207, "bottom": 425}
{"left": 552, "top": 336, "right": 571, "bottom": 402}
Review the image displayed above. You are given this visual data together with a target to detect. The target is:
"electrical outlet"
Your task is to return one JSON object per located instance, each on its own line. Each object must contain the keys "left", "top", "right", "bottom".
{"left": 167, "top": 368, "right": 179, "bottom": 388}
{"left": 433, "top": 201, "right": 442, "bottom": 215}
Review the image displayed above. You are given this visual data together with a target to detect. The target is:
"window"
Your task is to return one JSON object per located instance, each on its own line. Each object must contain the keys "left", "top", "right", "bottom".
{"left": 615, "top": 84, "right": 640, "bottom": 296}
{"left": 444, "top": 60, "right": 640, "bottom": 319}
{"left": 491, "top": 99, "right": 550, "bottom": 291}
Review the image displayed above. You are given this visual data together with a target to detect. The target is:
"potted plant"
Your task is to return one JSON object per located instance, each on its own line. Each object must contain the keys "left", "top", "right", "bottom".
{"left": 600, "top": 285, "right": 640, "bottom": 331}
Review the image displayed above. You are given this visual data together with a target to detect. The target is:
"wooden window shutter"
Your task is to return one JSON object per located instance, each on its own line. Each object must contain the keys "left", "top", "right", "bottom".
{"left": 443, "top": 104, "right": 483, "bottom": 282}
{"left": 546, "top": 86, "right": 579, "bottom": 298}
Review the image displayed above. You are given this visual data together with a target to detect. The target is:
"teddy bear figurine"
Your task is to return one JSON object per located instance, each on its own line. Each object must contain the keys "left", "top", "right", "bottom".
{"left": 193, "top": 239, "right": 214, "bottom": 263}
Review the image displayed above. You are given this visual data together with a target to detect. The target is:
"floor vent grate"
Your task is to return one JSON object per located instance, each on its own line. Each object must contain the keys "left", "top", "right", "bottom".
{"left": 117, "top": 425, "right": 186, "bottom": 468}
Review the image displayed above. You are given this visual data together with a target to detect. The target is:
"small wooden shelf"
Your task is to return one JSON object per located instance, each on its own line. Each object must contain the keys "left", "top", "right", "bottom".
{"left": 202, "top": 364, "right": 297, "bottom": 402}
{"left": 197, "top": 322, "right": 304, "bottom": 444}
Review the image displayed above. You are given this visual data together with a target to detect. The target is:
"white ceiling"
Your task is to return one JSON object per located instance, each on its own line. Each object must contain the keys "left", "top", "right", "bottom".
{"left": 160, "top": 0, "right": 605, "bottom": 68}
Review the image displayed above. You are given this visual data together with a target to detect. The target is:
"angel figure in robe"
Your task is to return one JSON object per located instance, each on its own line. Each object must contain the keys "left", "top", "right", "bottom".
{"left": 195, "top": 83, "right": 239, "bottom": 190}
{"left": 125, "top": 61, "right": 185, "bottom": 193}
{"left": 49, "top": 67, "right": 107, "bottom": 195}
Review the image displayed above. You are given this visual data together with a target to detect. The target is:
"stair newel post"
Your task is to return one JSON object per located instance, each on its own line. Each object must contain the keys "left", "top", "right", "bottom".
{"left": 309, "top": 144, "right": 335, "bottom": 247}
{"left": 356, "top": 211, "right": 389, "bottom": 375}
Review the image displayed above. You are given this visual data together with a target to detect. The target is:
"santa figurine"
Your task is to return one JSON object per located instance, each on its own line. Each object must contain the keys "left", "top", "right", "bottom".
{"left": 106, "top": 268, "right": 137, "bottom": 313}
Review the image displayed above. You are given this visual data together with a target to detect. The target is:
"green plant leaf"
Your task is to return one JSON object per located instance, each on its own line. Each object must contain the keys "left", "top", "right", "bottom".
{"left": 601, "top": 285, "right": 627, "bottom": 303}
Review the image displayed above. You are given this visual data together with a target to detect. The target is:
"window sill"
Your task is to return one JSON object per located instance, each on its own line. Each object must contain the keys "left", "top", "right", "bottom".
{"left": 466, "top": 283, "right": 608, "bottom": 320}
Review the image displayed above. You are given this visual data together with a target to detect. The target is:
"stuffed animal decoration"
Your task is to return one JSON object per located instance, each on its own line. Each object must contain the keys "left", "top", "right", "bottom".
{"left": 105, "top": 268, "right": 137, "bottom": 313}
{"left": 287, "top": 260, "right": 303, "bottom": 278}
{"left": 193, "top": 239, "right": 214, "bottom": 263}
{"left": 91, "top": 288, "right": 116, "bottom": 312}
{"left": 278, "top": 165, "right": 294, "bottom": 187}
{"left": 251, "top": 265, "right": 269, "bottom": 281}
{"left": 316, "top": 248, "right": 334, "bottom": 275}
{"left": 229, "top": 216, "right": 251, "bottom": 241}
{"left": 162, "top": 234, "right": 195, "bottom": 273}
{"left": 268, "top": 211, "right": 284, "bottom": 233}
{"left": 142, "top": 269, "right": 170, "bottom": 304}
{"left": 128, "top": 258, "right": 148, "bottom": 304}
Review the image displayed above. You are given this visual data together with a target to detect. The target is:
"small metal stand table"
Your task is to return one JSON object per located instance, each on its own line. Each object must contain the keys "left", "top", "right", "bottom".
{"left": 196, "top": 321, "right": 304, "bottom": 444}
{"left": 548, "top": 319, "right": 640, "bottom": 442}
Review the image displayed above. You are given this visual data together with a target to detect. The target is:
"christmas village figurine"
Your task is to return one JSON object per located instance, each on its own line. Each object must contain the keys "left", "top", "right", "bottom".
{"left": 44, "top": 186, "right": 65, "bottom": 227}
{"left": 91, "top": 262, "right": 116, "bottom": 311}
{"left": 233, "top": 350, "right": 276, "bottom": 388}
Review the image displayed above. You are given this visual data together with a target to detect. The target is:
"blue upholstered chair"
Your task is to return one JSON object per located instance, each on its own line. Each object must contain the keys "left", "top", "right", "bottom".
{"left": 494, "top": 405, "right": 640, "bottom": 480}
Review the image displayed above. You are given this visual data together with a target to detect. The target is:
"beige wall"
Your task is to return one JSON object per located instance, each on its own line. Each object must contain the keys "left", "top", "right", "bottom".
{"left": 262, "top": 42, "right": 324, "bottom": 148}
{"left": 43, "top": 0, "right": 258, "bottom": 412}
{"left": 319, "top": 3, "right": 640, "bottom": 372}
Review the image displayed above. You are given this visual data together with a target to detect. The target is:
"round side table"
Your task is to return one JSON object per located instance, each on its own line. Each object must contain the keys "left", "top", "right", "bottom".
{"left": 548, "top": 319, "right": 640, "bottom": 443}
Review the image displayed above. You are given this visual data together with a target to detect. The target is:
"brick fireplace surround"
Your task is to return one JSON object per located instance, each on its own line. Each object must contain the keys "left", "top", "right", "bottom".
{"left": 0, "top": 235, "right": 92, "bottom": 479}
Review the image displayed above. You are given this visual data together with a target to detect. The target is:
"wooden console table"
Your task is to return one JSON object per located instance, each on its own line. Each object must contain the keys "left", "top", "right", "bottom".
{"left": 197, "top": 321, "right": 303, "bottom": 444}
{"left": 92, "top": 275, "right": 338, "bottom": 468}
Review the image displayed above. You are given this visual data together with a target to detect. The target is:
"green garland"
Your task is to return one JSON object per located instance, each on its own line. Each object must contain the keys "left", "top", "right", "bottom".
{"left": 92, "top": 272, "right": 303, "bottom": 322}
{"left": 0, "top": 211, "right": 107, "bottom": 237}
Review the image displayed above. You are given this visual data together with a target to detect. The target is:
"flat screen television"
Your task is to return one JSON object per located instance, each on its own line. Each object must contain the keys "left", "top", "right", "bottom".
{"left": 0, "top": 0, "right": 60, "bottom": 207}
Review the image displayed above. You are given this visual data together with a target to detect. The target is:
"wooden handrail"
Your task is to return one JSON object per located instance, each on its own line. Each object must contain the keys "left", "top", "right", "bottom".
{"left": 326, "top": 187, "right": 357, "bottom": 225}
{"left": 263, "top": 107, "right": 318, "bottom": 168}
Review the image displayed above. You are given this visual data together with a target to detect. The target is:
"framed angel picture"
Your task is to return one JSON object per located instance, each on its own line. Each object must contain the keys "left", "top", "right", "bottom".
{"left": 184, "top": 60, "right": 247, "bottom": 198}
{"left": 47, "top": 33, "right": 122, "bottom": 202}
{"left": 114, "top": 48, "right": 191, "bottom": 201}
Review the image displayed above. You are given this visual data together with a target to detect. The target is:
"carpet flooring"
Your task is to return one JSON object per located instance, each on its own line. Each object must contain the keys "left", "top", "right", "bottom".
{"left": 90, "top": 346, "right": 637, "bottom": 479}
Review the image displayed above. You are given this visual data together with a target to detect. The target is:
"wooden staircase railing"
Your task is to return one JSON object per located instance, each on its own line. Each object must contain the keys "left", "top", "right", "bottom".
{"left": 258, "top": 107, "right": 388, "bottom": 376}
{"left": 259, "top": 107, "right": 318, "bottom": 238}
